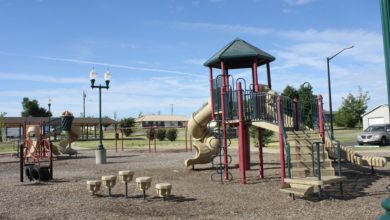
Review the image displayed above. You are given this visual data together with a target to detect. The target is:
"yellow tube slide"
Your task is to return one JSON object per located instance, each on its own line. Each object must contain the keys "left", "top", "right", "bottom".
{"left": 185, "top": 99, "right": 220, "bottom": 167}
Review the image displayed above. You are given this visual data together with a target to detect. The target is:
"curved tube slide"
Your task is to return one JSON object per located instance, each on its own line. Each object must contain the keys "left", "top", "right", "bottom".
{"left": 185, "top": 99, "right": 220, "bottom": 167}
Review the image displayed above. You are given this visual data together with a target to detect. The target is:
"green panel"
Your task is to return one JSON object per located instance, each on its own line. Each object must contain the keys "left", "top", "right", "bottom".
{"left": 380, "top": 0, "right": 390, "bottom": 115}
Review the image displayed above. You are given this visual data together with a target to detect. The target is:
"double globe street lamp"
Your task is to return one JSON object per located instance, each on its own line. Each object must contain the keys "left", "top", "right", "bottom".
{"left": 327, "top": 45, "right": 354, "bottom": 140}
{"left": 89, "top": 68, "right": 112, "bottom": 164}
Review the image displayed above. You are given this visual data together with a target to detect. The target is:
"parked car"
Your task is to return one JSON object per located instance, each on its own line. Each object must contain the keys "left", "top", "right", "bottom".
{"left": 356, "top": 124, "right": 390, "bottom": 146}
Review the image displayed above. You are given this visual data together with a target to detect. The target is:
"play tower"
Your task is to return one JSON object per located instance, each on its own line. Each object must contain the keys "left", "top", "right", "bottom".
{"left": 186, "top": 38, "right": 348, "bottom": 198}
{"left": 204, "top": 38, "right": 275, "bottom": 182}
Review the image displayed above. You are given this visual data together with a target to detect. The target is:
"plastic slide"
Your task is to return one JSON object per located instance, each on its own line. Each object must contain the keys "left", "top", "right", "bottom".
{"left": 58, "top": 126, "right": 80, "bottom": 155}
{"left": 185, "top": 99, "right": 220, "bottom": 167}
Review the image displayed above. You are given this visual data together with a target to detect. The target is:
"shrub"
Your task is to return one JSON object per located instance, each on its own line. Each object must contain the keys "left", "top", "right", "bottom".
{"left": 146, "top": 128, "right": 155, "bottom": 140}
{"left": 156, "top": 129, "right": 166, "bottom": 141}
{"left": 119, "top": 117, "right": 135, "bottom": 137}
{"left": 166, "top": 128, "right": 178, "bottom": 141}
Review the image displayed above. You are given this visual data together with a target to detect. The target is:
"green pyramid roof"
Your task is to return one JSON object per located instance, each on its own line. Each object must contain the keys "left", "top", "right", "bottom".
{"left": 203, "top": 38, "right": 275, "bottom": 69}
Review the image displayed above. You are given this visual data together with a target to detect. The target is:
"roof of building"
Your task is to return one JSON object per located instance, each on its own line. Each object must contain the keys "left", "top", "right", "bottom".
{"left": 203, "top": 38, "right": 275, "bottom": 69}
{"left": 135, "top": 115, "right": 188, "bottom": 122}
{"left": 361, "top": 104, "right": 389, "bottom": 117}
{"left": 2, "top": 117, "right": 118, "bottom": 127}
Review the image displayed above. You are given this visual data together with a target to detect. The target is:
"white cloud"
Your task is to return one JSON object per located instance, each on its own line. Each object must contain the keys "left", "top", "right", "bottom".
{"left": 35, "top": 56, "right": 203, "bottom": 78}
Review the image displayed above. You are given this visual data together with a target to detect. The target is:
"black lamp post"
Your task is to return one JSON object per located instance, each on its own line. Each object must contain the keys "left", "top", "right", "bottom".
{"left": 89, "top": 68, "right": 112, "bottom": 164}
{"left": 327, "top": 45, "right": 354, "bottom": 140}
{"left": 48, "top": 97, "right": 51, "bottom": 140}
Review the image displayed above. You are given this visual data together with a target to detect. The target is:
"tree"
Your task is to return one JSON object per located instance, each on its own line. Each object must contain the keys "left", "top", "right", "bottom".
{"left": 119, "top": 117, "right": 135, "bottom": 137}
{"left": 156, "top": 129, "right": 166, "bottom": 141}
{"left": 146, "top": 128, "right": 155, "bottom": 140}
{"left": 250, "top": 126, "right": 273, "bottom": 146}
{"left": 166, "top": 128, "right": 178, "bottom": 141}
{"left": 335, "top": 87, "right": 370, "bottom": 128}
{"left": 21, "top": 97, "right": 51, "bottom": 117}
{"left": 281, "top": 83, "right": 316, "bottom": 128}
{"left": 282, "top": 85, "right": 299, "bottom": 99}
{"left": 298, "top": 83, "right": 316, "bottom": 128}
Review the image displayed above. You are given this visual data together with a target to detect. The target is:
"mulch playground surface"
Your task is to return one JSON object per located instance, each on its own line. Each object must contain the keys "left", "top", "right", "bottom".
{"left": 0, "top": 148, "right": 390, "bottom": 219}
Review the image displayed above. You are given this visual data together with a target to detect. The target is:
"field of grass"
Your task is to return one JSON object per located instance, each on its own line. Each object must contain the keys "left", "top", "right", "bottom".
{"left": 2, "top": 126, "right": 388, "bottom": 153}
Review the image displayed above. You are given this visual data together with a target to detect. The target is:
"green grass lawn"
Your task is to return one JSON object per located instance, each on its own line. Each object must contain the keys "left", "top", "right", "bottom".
{"left": 2, "top": 126, "right": 389, "bottom": 153}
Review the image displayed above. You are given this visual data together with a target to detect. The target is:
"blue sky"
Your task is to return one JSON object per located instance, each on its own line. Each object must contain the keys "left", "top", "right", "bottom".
{"left": 0, "top": 0, "right": 386, "bottom": 119}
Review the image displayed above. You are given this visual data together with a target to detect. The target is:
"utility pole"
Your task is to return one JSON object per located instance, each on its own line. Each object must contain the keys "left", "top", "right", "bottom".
{"left": 83, "top": 90, "right": 86, "bottom": 118}
{"left": 170, "top": 104, "right": 173, "bottom": 116}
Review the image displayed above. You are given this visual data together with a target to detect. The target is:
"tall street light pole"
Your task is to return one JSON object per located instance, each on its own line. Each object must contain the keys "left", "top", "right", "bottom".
{"left": 90, "top": 68, "right": 112, "bottom": 164}
{"left": 327, "top": 45, "right": 354, "bottom": 140}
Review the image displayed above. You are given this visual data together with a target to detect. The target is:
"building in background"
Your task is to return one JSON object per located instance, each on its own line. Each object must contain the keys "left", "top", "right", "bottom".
{"left": 136, "top": 115, "right": 188, "bottom": 128}
{"left": 361, "top": 104, "right": 389, "bottom": 130}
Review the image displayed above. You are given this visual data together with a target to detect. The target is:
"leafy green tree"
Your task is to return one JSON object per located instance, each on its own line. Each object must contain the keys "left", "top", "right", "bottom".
{"left": 21, "top": 97, "right": 51, "bottom": 117}
{"left": 166, "top": 128, "right": 178, "bottom": 141}
{"left": 250, "top": 126, "right": 273, "bottom": 146}
{"left": 156, "top": 129, "right": 166, "bottom": 141}
{"left": 282, "top": 85, "right": 299, "bottom": 99}
{"left": 335, "top": 87, "right": 370, "bottom": 128}
{"left": 119, "top": 117, "right": 135, "bottom": 137}
{"left": 281, "top": 83, "right": 316, "bottom": 128}
{"left": 146, "top": 128, "right": 155, "bottom": 140}
{"left": 298, "top": 83, "right": 316, "bottom": 128}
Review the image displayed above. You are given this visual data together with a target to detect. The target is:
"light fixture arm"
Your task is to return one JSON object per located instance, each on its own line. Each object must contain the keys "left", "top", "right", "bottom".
{"left": 328, "top": 45, "right": 354, "bottom": 61}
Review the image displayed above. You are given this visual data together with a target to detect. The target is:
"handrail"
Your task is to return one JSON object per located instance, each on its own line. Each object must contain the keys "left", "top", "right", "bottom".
{"left": 322, "top": 111, "right": 342, "bottom": 176}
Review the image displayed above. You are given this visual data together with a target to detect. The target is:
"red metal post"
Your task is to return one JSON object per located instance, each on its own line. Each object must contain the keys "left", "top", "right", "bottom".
{"left": 237, "top": 82, "right": 246, "bottom": 184}
{"left": 317, "top": 95, "right": 325, "bottom": 143}
{"left": 293, "top": 97, "right": 299, "bottom": 130}
{"left": 209, "top": 66, "right": 215, "bottom": 120}
{"left": 258, "top": 128, "right": 264, "bottom": 179}
{"left": 266, "top": 62, "right": 272, "bottom": 89}
{"left": 253, "top": 59, "right": 259, "bottom": 92}
{"left": 220, "top": 86, "right": 229, "bottom": 180}
{"left": 277, "top": 96, "right": 286, "bottom": 186}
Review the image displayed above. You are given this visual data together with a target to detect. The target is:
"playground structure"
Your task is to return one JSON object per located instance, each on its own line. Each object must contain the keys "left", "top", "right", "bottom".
{"left": 185, "top": 38, "right": 387, "bottom": 198}
{"left": 19, "top": 111, "right": 80, "bottom": 182}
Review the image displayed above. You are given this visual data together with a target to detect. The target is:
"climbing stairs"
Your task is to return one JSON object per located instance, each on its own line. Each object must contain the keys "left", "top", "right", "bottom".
{"left": 280, "top": 130, "right": 345, "bottom": 198}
